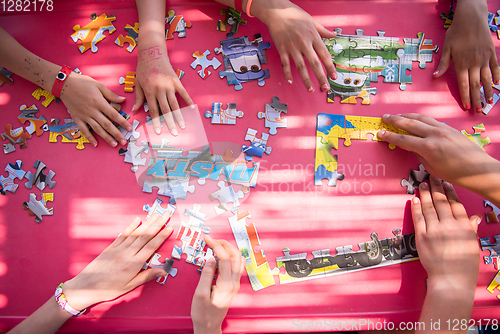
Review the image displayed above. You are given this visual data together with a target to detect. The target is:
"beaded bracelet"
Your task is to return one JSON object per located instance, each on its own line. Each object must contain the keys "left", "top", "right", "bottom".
{"left": 54, "top": 283, "right": 86, "bottom": 316}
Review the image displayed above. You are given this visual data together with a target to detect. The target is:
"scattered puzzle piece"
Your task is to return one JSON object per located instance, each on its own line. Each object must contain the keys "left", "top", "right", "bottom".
{"left": 142, "top": 252, "right": 178, "bottom": 284}
{"left": 242, "top": 128, "right": 272, "bottom": 161}
{"left": 209, "top": 181, "right": 248, "bottom": 214}
{"left": 115, "top": 22, "right": 139, "bottom": 52}
{"left": 18, "top": 104, "right": 47, "bottom": 136}
{"left": 172, "top": 204, "right": 214, "bottom": 270}
{"left": 190, "top": 50, "right": 221, "bottom": 79}
{"left": 480, "top": 235, "right": 500, "bottom": 270}
{"left": 119, "top": 138, "right": 149, "bottom": 172}
{"left": 23, "top": 193, "right": 54, "bottom": 223}
{"left": 215, "top": 33, "right": 271, "bottom": 90}
{"left": 461, "top": 123, "right": 491, "bottom": 150}
{"left": 440, "top": 8, "right": 454, "bottom": 29}
{"left": 217, "top": 7, "right": 247, "bottom": 34}
{"left": 165, "top": 10, "right": 192, "bottom": 39}
{"left": 486, "top": 271, "right": 500, "bottom": 299}
{"left": 71, "top": 13, "right": 117, "bottom": 53}
{"left": 175, "top": 69, "right": 185, "bottom": 80}
{"left": 485, "top": 200, "right": 500, "bottom": 223}
{"left": 257, "top": 96, "right": 287, "bottom": 135}
{"left": 1, "top": 124, "right": 32, "bottom": 154}
{"left": 0, "top": 160, "right": 26, "bottom": 195}
{"left": 32, "top": 87, "right": 58, "bottom": 108}
{"left": 401, "top": 164, "right": 429, "bottom": 195}
{"left": 143, "top": 178, "right": 195, "bottom": 204}
{"left": 119, "top": 71, "right": 136, "bottom": 93}
{"left": 204, "top": 102, "right": 243, "bottom": 124}
{"left": 48, "top": 118, "right": 89, "bottom": 150}
{"left": 25, "top": 160, "right": 56, "bottom": 191}
{"left": 143, "top": 197, "right": 176, "bottom": 219}
{"left": 228, "top": 209, "right": 278, "bottom": 291}
{"left": 0, "top": 66, "right": 13, "bottom": 86}
{"left": 480, "top": 86, "right": 500, "bottom": 115}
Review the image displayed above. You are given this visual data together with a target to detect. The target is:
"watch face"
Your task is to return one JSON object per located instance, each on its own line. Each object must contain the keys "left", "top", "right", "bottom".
{"left": 57, "top": 72, "right": 67, "bottom": 80}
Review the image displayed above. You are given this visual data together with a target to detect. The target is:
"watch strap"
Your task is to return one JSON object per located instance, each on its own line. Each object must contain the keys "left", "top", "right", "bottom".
{"left": 52, "top": 65, "right": 72, "bottom": 99}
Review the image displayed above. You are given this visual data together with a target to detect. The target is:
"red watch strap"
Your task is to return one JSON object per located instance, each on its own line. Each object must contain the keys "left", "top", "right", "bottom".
{"left": 234, "top": 0, "right": 243, "bottom": 12}
{"left": 52, "top": 65, "right": 72, "bottom": 99}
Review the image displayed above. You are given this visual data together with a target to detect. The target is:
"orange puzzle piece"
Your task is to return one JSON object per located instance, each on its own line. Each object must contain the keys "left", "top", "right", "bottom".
{"left": 71, "top": 13, "right": 116, "bottom": 53}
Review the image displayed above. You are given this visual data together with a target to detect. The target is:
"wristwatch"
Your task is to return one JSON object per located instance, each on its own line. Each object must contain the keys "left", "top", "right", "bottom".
{"left": 51, "top": 65, "right": 72, "bottom": 98}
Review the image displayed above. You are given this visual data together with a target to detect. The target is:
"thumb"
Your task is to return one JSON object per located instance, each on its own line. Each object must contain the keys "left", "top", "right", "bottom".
{"left": 313, "top": 20, "right": 336, "bottom": 39}
{"left": 433, "top": 46, "right": 451, "bottom": 78}
{"left": 99, "top": 85, "right": 126, "bottom": 104}
{"left": 468, "top": 215, "right": 482, "bottom": 233}
{"left": 194, "top": 258, "right": 217, "bottom": 297}
{"left": 129, "top": 268, "right": 167, "bottom": 288}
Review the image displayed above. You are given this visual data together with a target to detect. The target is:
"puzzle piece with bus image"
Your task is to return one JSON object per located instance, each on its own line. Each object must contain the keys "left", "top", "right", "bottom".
{"left": 71, "top": 13, "right": 117, "bottom": 53}
{"left": 48, "top": 119, "right": 90, "bottom": 150}
{"left": 323, "top": 29, "right": 438, "bottom": 104}
{"left": 314, "top": 113, "right": 409, "bottom": 186}
{"left": 228, "top": 209, "right": 278, "bottom": 291}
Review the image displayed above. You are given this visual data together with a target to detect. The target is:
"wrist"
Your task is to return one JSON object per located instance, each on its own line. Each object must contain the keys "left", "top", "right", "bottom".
{"left": 249, "top": 0, "right": 286, "bottom": 24}
{"left": 426, "top": 276, "right": 477, "bottom": 300}
{"left": 54, "top": 282, "right": 87, "bottom": 316}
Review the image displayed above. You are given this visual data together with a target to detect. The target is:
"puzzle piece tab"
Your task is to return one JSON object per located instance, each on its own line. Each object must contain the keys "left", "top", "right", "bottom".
{"left": 23, "top": 193, "right": 54, "bottom": 223}
{"left": 217, "top": 7, "right": 247, "bottom": 34}
{"left": 142, "top": 252, "right": 178, "bottom": 284}
{"left": 115, "top": 22, "right": 139, "bottom": 52}
{"left": 461, "top": 123, "right": 491, "bottom": 150}
{"left": 205, "top": 102, "right": 243, "bottom": 124}
{"left": 48, "top": 118, "right": 89, "bottom": 150}
{"left": 1, "top": 124, "right": 32, "bottom": 154}
{"left": 0, "top": 160, "right": 26, "bottom": 195}
{"left": 401, "top": 164, "right": 429, "bottom": 195}
{"left": 32, "top": 87, "right": 58, "bottom": 108}
{"left": 257, "top": 96, "right": 287, "bottom": 135}
{"left": 25, "top": 160, "right": 56, "bottom": 191}
{"left": 242, "top": 128, "right": 272, "bottom": 161}
{"left": 71, "top": 13, "right": 117, "bottom": 53}
{"left": 190, "top": 50, "right": 221, "bottom": 79}
{"left": 18, "top": 104, "right": 47, "bottom": 136}
{"left": 165, "top": 10, "right": 192, "bottom": 39}
{"left": 119, "top": 71, "right": 136, "bottom": 93}
{"left": 480, "top": 235, "right": 500, "bottom": 270}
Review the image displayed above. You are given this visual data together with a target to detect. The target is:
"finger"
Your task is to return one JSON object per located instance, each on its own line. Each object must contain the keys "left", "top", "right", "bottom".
{"left": 110, "top": 217, "right": 142, "bottom": 248}
{"left": 165, "top": 91, "right": 185, "bottom": 129}
{"left": 305, "top": 48, "right": 330, "bottom": 92}
{"left": 217, "top": 239, "right": 244, "bottom": 284}
{"left": 312, "top": 36, "right": 336, "bottom": 84}
{"left": 127, "top": 267, "right": 168, "bottom": 291}
{"left": 481, "top": 65, "right": 494, "bottom": 107}
{"left": 194, "top": 257, "right": 217, "bottom": 301}
{"left": 128, "top": 215, "right": 171, "bottom": 255}
{"left": 469, "top": 68, "right": 482, "bottom": 113}
{"left": 162, "top": 109, "right": 178, "bottom": 136}
{"left": 429, "top": 175, "right": 454, "bottom": 221}
{"left": 456, "top": 67, "right": 471, "bottom": 110}
{"left": 73, "top": 117, "right": 98, "bottom": 148}
{"left": 441, "top": 181, "right": 468, "bottom": 221}
{"left": 175, "top": 83, "right": 195, "bottom": 109}
{"left": 468, "top": 215, "right": 481, "bottom": 233}
{"left": 314, "top": 20, "right": 336, "bottom": 39}
{"left": 121, "top": 212, "right": 163, "bottom": 248}
{"left": 145, "top": 93, "right": 162, "bottom": 135}
{"left": 98, "top": 97, "right": 132, "bottom": 133}
{"left": 411, "top": 196, "right": 426, "bottom": 235}
{"left": 171, "top": 108, "right": 185, "bottom": 130}
{"left": 418, "top": 181, "right": 439, "bottom": 228}
{"left": 280, "top": 52, "right": 294, "bottom": 85}
{"left": 133, "top": 83, "right": 145, "bottom": 113}
{"left": 291, "top": 52, "right": 315, "bottom": 93}
{"left": 204, "top": 235, "right": 231, "bottom": 286}
{"left": 86, "top": 116, "right": 120, "bottom": 147}
{"left": 135, "top": 224, "right": 174, "bottom": 261}
{"left": 99, "top": 85, "right": 126, "bottom": 105}
{"left": 93, "top": 106, "right": 129, "bottom": 146}
{"left": 433, "top": 45, "right": 451, "bottom": 78}
{"left": 490, "top": 58, "right": 500, "bottom": 85}
{"left": 380, "top": 114, "right": 441, "bottom": 138}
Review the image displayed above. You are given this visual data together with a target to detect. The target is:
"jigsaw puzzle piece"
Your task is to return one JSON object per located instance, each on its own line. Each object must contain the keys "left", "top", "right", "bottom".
{"left": 485, "top": 200, "right": 500, "bottom": 223}
{"left": 0, "top": 66, "right": 13, "bottom": 86}
{"left": 480, "top": 235, "right": 500, "bottom": 270}
{"left": 119, "top": 138, "right": 149, "bottom": 172}
{"left": 115, "top": 22, "right": 139, "bottom": 52}
{"left": 18, "top": 104, "right": 47, "bottom": 136}
{"left": 257, "top": 96, "right": 287, "bottom": 135}
{"left": 217, "top": 7, "right": 247, "bottom": 34}
{"left": 48, "top": 119, "right": 89, "bottom": 150}
{"left": 32, "top": 87, "right": 58, "bottom": 107}
{"left": 23, "top": 193, "right": 54, "bottom": 223}
{"left": 480, "top": 86, "right": 500, "bottom": 115}
{"left": 143, "top": 197, "right": 176, "bottom": 219}
{"left": 142, "top": 252, "right": 178, "bottom": 284}
{"left": 204, "top": 102, "right": 244, "bottom": 124}
{"left": 486, "top": 271, "right": 500, "bottom": 298}
{"left": 401, "top": 164, "right": 429, "bottom": 194}
{"left": 0, "top": 160, "right": 26, "bottom": 195}
{"left": 24, "top": 160, "right": 56, "bottom": 191}
{"left": 190, "top": 50, "right": 221, "bottom": 79}
{"left": 119, "top": 71, "right": 136, "bottom": 93}
{"left": 71, "top": 13, "right": 117, "bottom": 53}
{"left": 242, "top": 128, "right": 272, "bottom": 161}
{"left": 461, "top": 123, "right": 491, "bottom": 150}
{"left": 210, "top": 180, "right": 248, "bottom": 214}
{"left": 165, "top": 10, "right": 192, "bottom": 39}
{"left": 1, "top": 124, "right": 32, "bottom": 154}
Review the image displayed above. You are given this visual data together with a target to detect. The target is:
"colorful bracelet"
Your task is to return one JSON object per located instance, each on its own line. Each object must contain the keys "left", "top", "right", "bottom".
{"left": 245, "top": 0, "right": 255, "bottom": 17}
{"left": 54, "top": 283, "right": 86, "bottom": 316}
{"left": 51, "top": 65, "right": 72, "bottom": 99}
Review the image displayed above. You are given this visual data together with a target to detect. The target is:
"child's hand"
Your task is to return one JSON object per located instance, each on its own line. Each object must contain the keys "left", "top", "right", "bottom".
{"left": 61, "top": 211, "right": 174, "bottom": 311}
{"left": 133, "top": 43, "right": 194, "bottom": 136}
{"left": 254, "top": 0, "right": 337, "bottom": 93}
{"left": 378, "top": 114, "right": 498, "bottom": 192}
{"left": 433, "top": 0, "right": 499, "bottom": 112}
{"left": 61, "top": 73, "right": 133, "bottom": 148}
{"left": 191, "top": 235, "right": 244, "bottom": 334}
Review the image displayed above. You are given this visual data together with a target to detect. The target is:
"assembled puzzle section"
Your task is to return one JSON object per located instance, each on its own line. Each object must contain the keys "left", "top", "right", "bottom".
{"left": 142, "top": 252, "right": 178, "bottom": 284}
{"left": 2, "top": 124, "right": 31, "bottom": 154}
{"left": 171, "top": 205, "right": 214, "bottom": 272}
{"left": 228, "top": 210, "right": 278, "bottom": 291}
{"left": 242, "top": 128, "right": 272, "bottom": 161}
{"left": 25, "top": 160, "right": 56, "bottom": 191}
{"left": 323, "top": 29, "right": 438, "bottom": 104}
{"left": 217, "top": 7, "right": 247, "bottom": 34}
{"left": 461, "top": 123, "right": 491, "bottom": 150}
{"left": 215, "top": 33, "right": 271, "bottom": 90}
{"left": 480, "top": 235, "right": 500, "bottom": 270}
{"left": 190, "top": 50, "right": 221, "bottom": 79}
{"left": 115, "top": 22, "right": 139, "bottom": 53}
{"left": 18, "top": 104, "right": 47, "bottom": 136}
{"left": 23, "top": 193, "right": 54, "bottom": 223}
{"left": 1, "top": 160, "right": 26, "bottom": 195}
{"left": 401, "top": 164, "right": 429, "bottom": 195}
{"left": 257, "top": 97, "right": 287, "bottom": 135}
{"left": 48, "top": 119, "right": 89, "bottom": 150}
{"left": 205, "top": 102, "right": 243, "bottom": 124}
{"left": 165, "top": 10, "right": 192, "bottom": 39}
{"left": 277, "top": 231, "right": 419, "bottom": 284}
{"left": 71, "top": 13, "right": 117, "bottom": 53}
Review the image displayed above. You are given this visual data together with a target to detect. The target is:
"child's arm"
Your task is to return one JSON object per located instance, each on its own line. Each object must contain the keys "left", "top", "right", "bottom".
{"left": 412, "top": 176, "right": 480, "bottom": 333}
{"left": 434, "top": 0, "right": 499, "bottom": 112}
{"left": 134, "top": 0, "right": 194, "bottom": 136}
{"left": 0, "top": 28, "right": 133, "bottom": 148}
{"left": 214, "top": 0, "right": 337, "bottom": 93}
{"left": 8, "top": 211, "right": 174, "bottom": 334}
{"left": 191, "top": 235, "right": 244, "bottom": 334}
{"left": 378, "top": 113, "right": 500, "bottom": 208}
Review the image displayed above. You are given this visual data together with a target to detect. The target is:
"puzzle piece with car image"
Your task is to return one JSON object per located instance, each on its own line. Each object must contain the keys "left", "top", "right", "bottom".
{"left": 258, "top": 96, "right": 287, "bottom": 135}
{"left": 48, "top": 118, "right": 89, "bottom": 150}
{"left": 1, "top": 124, "right": 32, "bottom": 154}
{"left": 0, "top": 160, "right": 26, "bottom": 195}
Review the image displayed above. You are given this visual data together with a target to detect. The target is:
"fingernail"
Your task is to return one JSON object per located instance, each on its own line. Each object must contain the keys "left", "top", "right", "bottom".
{"left": 92, "top": 142, "right": 98, "bottom": 148}
{"left": 206, "top": 258, "right": 216, "bottom": 266}
{"left": 412, "top": 197, "right": 420, "bottom": 204}
{"left": 127, "top": 125, "right": 133, "bottom": 131}
{"left": 442, "top": 181, "right": 452, "bottom": 188}
{"left": 465, "top": 102, "right": 471, "bottom": 109}
{"left": 433, "top": 70, "right": 439, "bottom": 76}
{"left": 331, "top": 72, "right": 337, "bottom": 80}
{"left": 308, "top": 86, "right": 314, "bottom": 93}
{"left": 476, "top": 216, "right": 482, "bottom": 225}
{"left": 156, "top": 272, "right": 166, "bottom": 278}
{"left": 382, "top": 114, "right": 390, "bottom": 119}
{"left": 476, "top": 106, "right": 482, "bottom": 113}
{"left": 120, "top": 139, "right": 127, "bottom": 146}
{"left": 420, "top": 182, "right": 428, "bottom": 189}
{"left": 178, "top": 121, "right": 185, "bottom": 129}
{"left": 111, "top": 141, "right": 118, "bottom": 147}
{"left": 131, "top": 106, "right": 136, "bottom": 112}
{"left": 321, "top": 83, "right": 330, "bottom": 92}
{"left": 155, "top": 127, "right": 161, "bottom": 135}
{"left": 119, "top": 96, "right": 126, "bottom": 99}
{"left": 496, "top": 79, "right": 500, "bottom": 85}
{"left": 287, "top": 79, "right": 293, "bottom": 85}
{"left": 190, "top": 104, "right": 196, "bottom": 109}
{"left": 378, "top": 130, "right": 386, "bottom": 136}
{"left": 488, "top": 97, "right": 494, "bottom": 104}
{"left": 171, "top": 129, "right": 178, "bottom": 136}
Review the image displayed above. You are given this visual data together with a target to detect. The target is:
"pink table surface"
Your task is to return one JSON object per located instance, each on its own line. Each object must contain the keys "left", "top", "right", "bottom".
{"left": 1, "top": 0, "right": 500, "bottom": 332}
